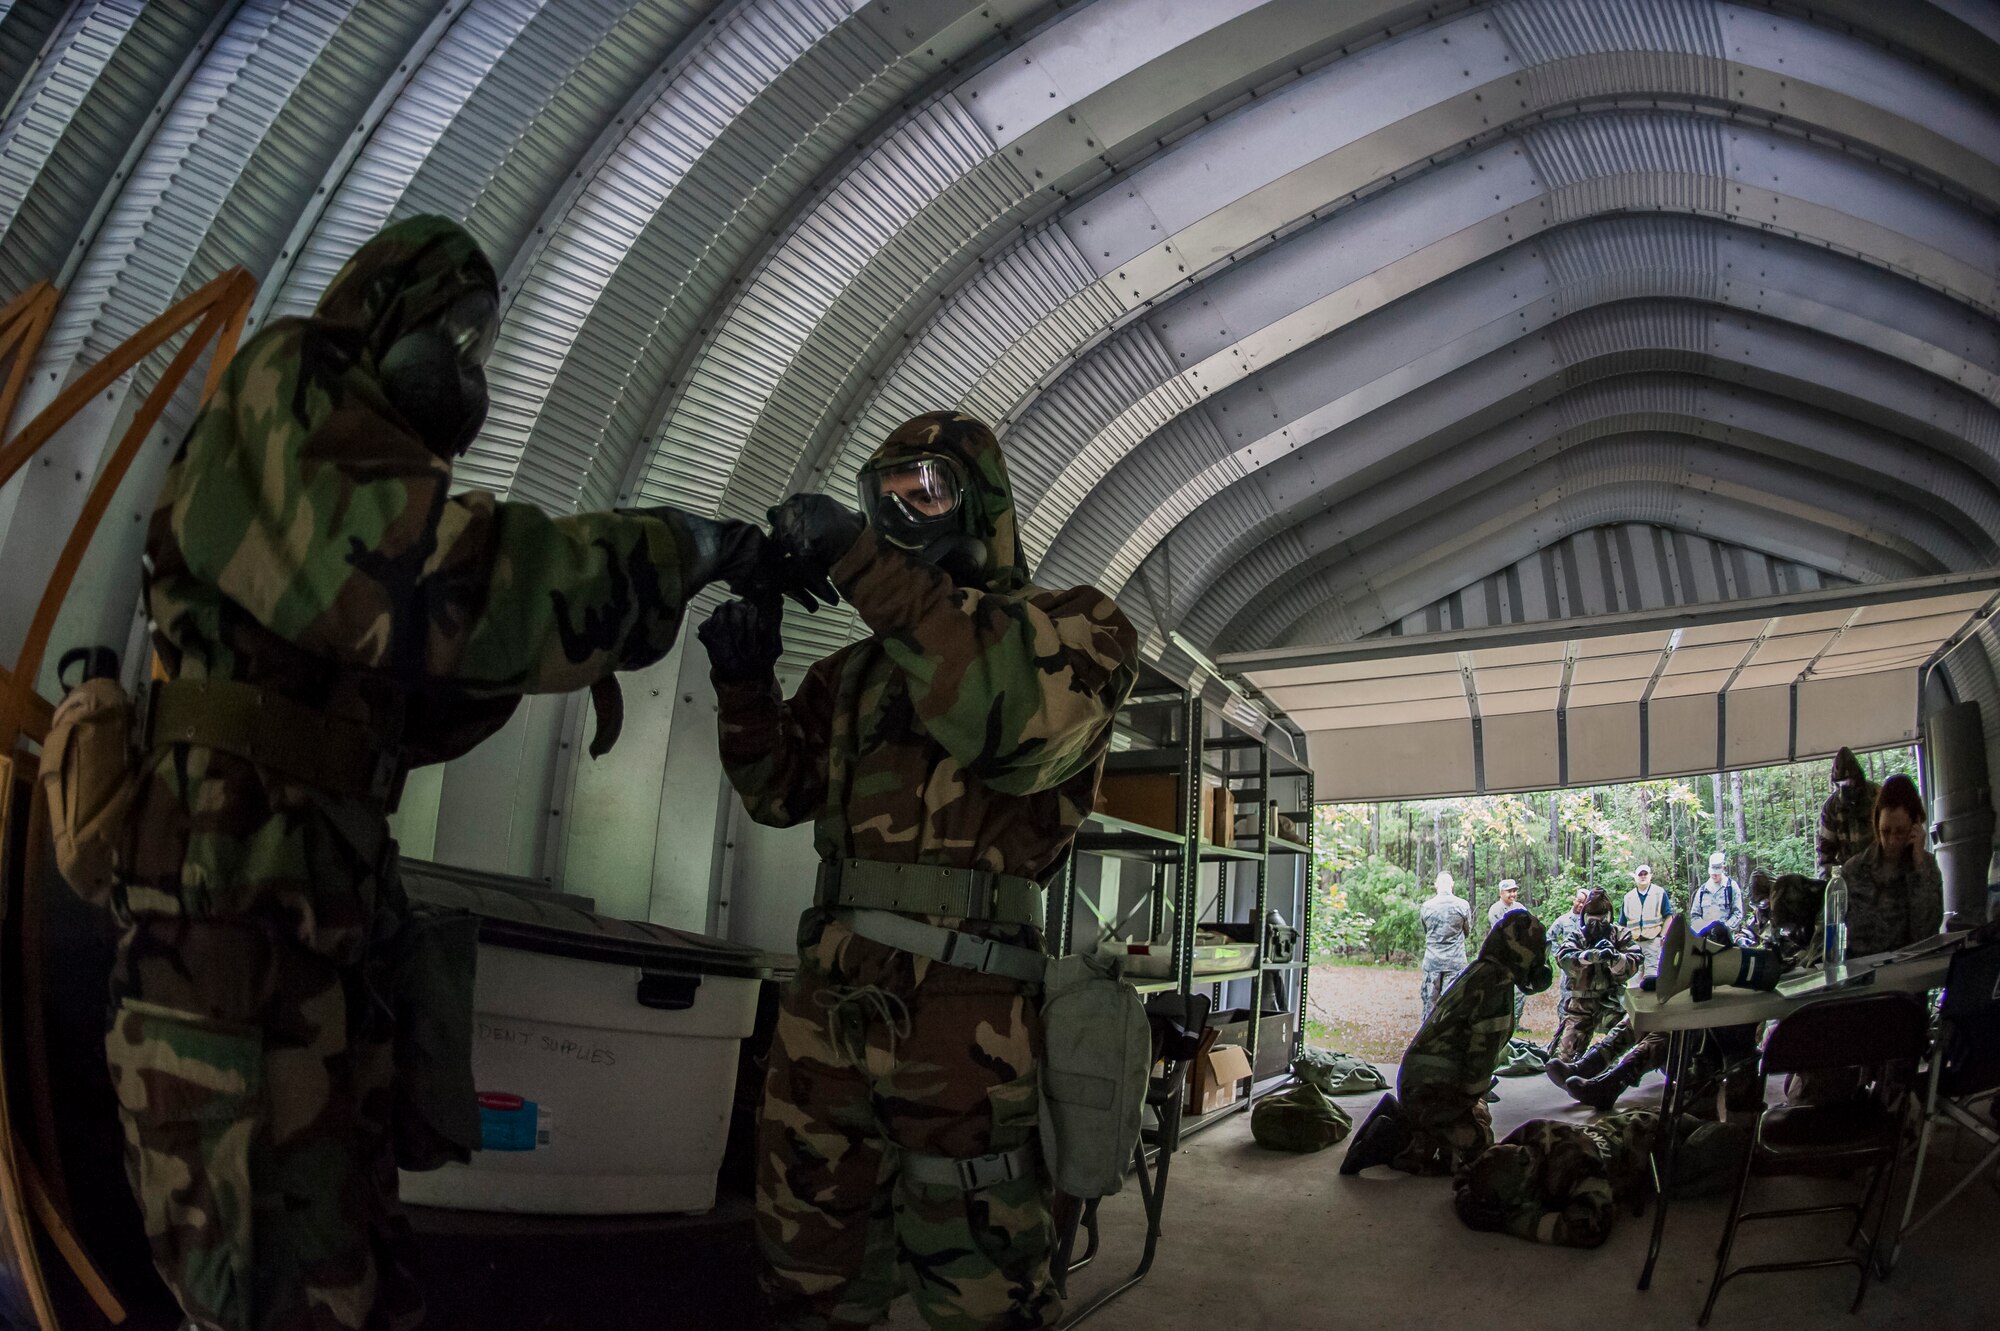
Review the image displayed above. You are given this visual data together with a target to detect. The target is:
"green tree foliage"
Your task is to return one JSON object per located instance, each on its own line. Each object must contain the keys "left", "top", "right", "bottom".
{"left": 1310, "top": 748, "right": 1921, "bottom": 961}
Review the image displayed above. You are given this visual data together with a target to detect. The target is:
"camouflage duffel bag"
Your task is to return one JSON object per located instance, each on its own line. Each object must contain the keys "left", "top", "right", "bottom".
{"left": 1251, "top": 1082, "right": 1352, "bottom": 1153}
{"left": 1292, "top": 1048, "right": 1388, "bottom": 1095}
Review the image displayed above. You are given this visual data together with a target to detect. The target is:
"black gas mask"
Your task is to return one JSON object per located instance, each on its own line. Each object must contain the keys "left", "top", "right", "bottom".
{"left": 1581, "top": 916, "right": 1614, "bottom": 949}
{"left": 378, "top": 286, "right": 498, "bottom": 458}
{"left": 857, "top": 452, "right": 986, "bottom": 585}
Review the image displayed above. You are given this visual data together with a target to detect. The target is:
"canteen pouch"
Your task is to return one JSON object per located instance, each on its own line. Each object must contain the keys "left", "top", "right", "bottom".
{"left": 40, "top": 650, "right": 137, "bottom": 905}
{"left": 386, "top": 901, "right": 482, "bottom": 1170}
{"left": 1037, "top": 952, "right": 1149, "bottom": 1198}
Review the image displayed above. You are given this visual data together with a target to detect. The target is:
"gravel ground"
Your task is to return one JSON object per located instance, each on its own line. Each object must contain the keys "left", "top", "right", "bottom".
{"left": 1305, "top": 960, "right": 1559, "bottom": 1063}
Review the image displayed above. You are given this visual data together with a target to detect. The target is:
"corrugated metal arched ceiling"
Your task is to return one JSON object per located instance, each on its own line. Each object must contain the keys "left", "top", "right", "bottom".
{"left": 2, "top": 0, "right": 1997, "bottom": 713}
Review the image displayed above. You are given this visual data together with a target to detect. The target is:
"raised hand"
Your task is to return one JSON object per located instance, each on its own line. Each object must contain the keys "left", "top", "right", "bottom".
{"left": 767, "top": 494, "right": 865, "bottom": 608}
{"left": 697, "top": 597, "right": 784, "bottom": 684}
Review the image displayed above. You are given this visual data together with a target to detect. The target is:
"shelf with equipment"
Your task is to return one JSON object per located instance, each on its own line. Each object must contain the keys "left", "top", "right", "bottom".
{"left": 1050, "top": 665, "right": 1317, "bottom": 1110}
{"left": 1048, "top": 666, "right": 1313, "bottom": 1318}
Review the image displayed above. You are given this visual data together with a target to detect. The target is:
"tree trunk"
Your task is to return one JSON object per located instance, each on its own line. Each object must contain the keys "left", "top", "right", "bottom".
{"left": 1711, "top": 771, "right": 1725, "bottom": 861}
{"left": 1730, "top": 769, "right": 1748, "bottom": 883}
{"left": 1371, "top": 802, "right": 1382, "bottom": 857}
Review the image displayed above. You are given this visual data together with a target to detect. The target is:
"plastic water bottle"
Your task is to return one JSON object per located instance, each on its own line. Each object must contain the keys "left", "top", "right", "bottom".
{"left": 1823, "top": 867, "right": 1848, "bottom": 980}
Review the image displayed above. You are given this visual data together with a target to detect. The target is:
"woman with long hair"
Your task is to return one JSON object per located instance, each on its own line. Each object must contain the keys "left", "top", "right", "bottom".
{"left": 1839, "top": 773, "right": 1946, "bottom": 957}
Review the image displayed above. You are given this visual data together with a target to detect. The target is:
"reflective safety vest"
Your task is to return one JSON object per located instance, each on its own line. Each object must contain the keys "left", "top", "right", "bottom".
{"left": 1620, "top": 885, "right": 1672, "bottom": 939}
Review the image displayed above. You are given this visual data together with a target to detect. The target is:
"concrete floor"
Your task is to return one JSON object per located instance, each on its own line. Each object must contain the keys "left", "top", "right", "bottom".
{"left": 395, "top": 1063, "right": 1997, "bottom": 1331}
{"left": 898, "top": 1070, "right": 2000, "bottom": 1331}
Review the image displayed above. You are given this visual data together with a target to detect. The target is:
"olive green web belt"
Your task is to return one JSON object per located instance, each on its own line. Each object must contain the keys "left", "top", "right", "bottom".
{"left": 815, "top": 857, "right": 1047, "bottom": 986}
{"left": 146, "top": 677, "right": 398, "bottom": 801}
{"left": 814, "top": 857, "right": 1045, "bottom": 930}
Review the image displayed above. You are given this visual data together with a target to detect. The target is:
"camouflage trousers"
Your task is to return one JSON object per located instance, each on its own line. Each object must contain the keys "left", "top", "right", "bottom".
{"left": 1553, "top": 992, "right": 1624, "bottom": 1061}
{"left": 105, "top": 914, "right": 421, "bottom": 1331}
{"left": 758, "top": 909, "right": 1056, "bottom": 1331}
{"left": 1418, "top": 963, "right": 1462, "bottom": 1019}
{"left": 1388, "top": 1089, "right": 1492, "bottom": 1178}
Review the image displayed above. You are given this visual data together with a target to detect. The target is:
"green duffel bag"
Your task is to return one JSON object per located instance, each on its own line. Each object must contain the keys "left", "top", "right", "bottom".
{"left": 1495, "top": 1037, "right": 1547, "bottom": 1077}
{"left": 1292, "top": 1048, "right": 1388, "bottom": 1095}
{"left": 1251, "top": 1082, "right": 1353, "bottom": 1153}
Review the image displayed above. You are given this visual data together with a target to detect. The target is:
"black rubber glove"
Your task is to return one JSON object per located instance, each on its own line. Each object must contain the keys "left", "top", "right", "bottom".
{"left": 697, "top": 598, "right": 784, "bottom": 684}
{"left": 767, "top": 494, "right": 865, "bottom": 610}
{"left": 626, "top": 507, "right": 783, "bottom": 603}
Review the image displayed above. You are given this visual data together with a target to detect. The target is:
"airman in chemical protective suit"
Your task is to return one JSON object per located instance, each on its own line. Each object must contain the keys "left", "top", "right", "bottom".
{"left": 1342, "top": 910, "right": 1553, "bottom": 1180}
{"left": 111, "top": 216, "right": 778, "bottom": 1331}
{"left": 699, "top": 412, "right": 1139, "bottom": 1330}
{"left": 1455, "top": 1110, "right": 1749, "bottom": 1247}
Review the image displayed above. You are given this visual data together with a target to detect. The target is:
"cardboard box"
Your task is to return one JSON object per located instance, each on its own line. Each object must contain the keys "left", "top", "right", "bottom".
{"left": 1209, "top": 1009, "right": 1296, "bottom": 1081}
{"left": 1199, "top": 774, "right": 1218, "bottom": 843}
{"left": 1190, "top": 1043, "right": 1252, "bottom": 1115}
{"left": 1095, "top": 772, "right": 1181, "bottom": 835}
{"left": 1209, "top": 781, "right": 1236, "bottom": 846}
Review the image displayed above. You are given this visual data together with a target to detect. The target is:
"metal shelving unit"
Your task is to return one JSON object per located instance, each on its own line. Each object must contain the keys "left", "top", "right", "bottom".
{"left": 1049, "top": 667, "right": 1316, "bottom": 1128}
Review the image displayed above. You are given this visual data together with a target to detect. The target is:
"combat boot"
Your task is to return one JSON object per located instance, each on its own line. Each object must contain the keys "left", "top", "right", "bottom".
{"left": 1339, "top": 1093, "right": 1410, "bottom": 1175}
{"left": 1566, "top": 1048, "right": 1650, "bottom": 1110}
{"left": 1544, "top": 1042, "right": 1612, "bottom": 1089}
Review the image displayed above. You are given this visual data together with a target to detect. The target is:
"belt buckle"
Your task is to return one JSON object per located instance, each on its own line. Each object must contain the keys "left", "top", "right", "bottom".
{"left": 955, "top": 1152, "right": 1015, "bottom": 1191}
{"left": 962, "top": 869, "right": 996, "bottom": 920}
{"left": 941, "top": 930, "right": 995, "bottom": 973}
{"left": 815, "top": 860, "right": 844, "bottom": 908}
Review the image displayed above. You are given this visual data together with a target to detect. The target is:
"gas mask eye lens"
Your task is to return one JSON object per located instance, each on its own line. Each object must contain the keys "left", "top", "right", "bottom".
{"left": 444, "top": 289, "right": 499, "bottom": 366}
{"left": 865, "top": 457, "right": 961, "bottom": 522}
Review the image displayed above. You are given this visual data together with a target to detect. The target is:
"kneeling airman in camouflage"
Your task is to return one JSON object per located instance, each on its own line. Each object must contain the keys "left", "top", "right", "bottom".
{"left": 1341, "top": 910, "right": 1552, "bottom": 1179}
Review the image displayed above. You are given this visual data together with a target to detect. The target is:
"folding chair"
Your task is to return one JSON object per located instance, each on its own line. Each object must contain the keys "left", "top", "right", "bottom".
{"left": 1699, "top": 990, "right": 1929, "bottom": 1326}
{"left": 1886, "top": 940, "right": 2000, "bottom": 1273}
{"left": 1052, "top": 992, "right": 1210, "bottom": 1327}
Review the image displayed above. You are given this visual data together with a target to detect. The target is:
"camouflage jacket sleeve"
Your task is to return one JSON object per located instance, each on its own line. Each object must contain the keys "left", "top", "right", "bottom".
{"left": 1554, "top": 932, "right": 1594, "bottom": 981}
{"left": 1608, "top": 924, "right": 1644, "bottom": 979}
{"left": 168, "top": 337, "right": 692, "bottom": 693}
{"left": 1815, "top": 799, "right": 1841, "bottom": 876}
{"left": 712, "top": 652, "right": 841, "bottom": 828}
{"left": 831, "top": 528, "right": 1138, "bottom": 796}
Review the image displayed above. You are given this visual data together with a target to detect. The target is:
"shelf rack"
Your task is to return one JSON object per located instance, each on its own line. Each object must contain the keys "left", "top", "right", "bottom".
{"left": 1050, "top": 665, "right": 1316, "bottom": 1122}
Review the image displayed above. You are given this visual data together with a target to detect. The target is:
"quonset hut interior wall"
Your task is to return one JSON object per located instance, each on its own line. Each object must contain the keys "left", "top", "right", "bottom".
{"left": 0, "top": 0, "right": 1994, "bottom": 954}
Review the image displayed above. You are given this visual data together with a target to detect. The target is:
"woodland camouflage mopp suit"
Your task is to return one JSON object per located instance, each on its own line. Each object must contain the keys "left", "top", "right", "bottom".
{"left": 1455, "top": 1110, "right": 1748, "bottom": 1247}
{"left": 700, "top": 412, "right": 1139, "bottom": 1330}
{"left": 112, "top": 217, "right": 777, "bottom": 1331}
{"left": 1342, "top": 910, "right": 1552, "bottom": 1180}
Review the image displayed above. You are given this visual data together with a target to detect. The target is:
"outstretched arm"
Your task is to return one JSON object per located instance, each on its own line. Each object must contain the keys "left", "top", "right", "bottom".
{"left": 165, "top": 338, "right": 694, "bottom": 694}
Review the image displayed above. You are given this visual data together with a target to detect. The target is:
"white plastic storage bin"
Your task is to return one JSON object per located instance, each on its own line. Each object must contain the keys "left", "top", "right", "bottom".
{"left": 397, "top": 861, "right": 786, "bottom": 1216}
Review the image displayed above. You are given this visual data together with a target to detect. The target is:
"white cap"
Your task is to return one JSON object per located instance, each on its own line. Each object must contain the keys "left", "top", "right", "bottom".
{"left": 1434, "top": 870, "right": 1455, "bottom": 893}
{"left": 1497, "top": 878, "right": 1519, "bottom": 894}
{"left": 1709, "top": 851, "right": 1727, "bottom": 868}
{"left": 1635, "top": 863, "right": 1653, "bottom": 879}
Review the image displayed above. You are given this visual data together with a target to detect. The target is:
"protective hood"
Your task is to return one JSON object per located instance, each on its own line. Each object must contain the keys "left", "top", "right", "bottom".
{"left": 1479, "top": 909, "right": 1553, "bottom": 994}
{"left": 866, "top": 412, "right": 1029, "bottom": 593}
{"left": 1830, "top": 745, "right": 1866, "bottom": 787}
{"left": 314, "top": 214, "right": 497, "bottom": 371}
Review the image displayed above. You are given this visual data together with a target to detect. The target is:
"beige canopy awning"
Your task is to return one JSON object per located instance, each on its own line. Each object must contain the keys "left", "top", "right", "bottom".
{"left": 1219, "top": 573, "right": 2000, "bottom": 801}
